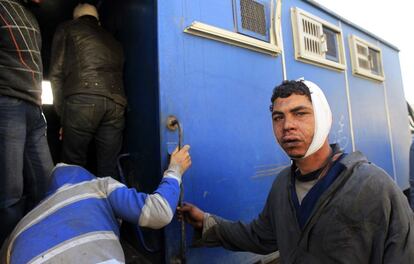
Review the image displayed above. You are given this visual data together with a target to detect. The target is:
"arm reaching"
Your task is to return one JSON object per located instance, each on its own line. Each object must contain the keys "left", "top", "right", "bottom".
{"left": 163, "top": 145, "right": 191, "bottom": 183}
{"left": 108, "top": 145, "right": 192, "bottom": 229}
{"left": 177, "top": 202, "right": 205, "bottom": 229}
{"left": 178, "top": 199, "right": 278, "bottom": 254}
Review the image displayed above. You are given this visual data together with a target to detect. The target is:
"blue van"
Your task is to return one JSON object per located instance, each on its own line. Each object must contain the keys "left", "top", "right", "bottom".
{"left": 35, "top": 0, "right": 411, "bottom": 263}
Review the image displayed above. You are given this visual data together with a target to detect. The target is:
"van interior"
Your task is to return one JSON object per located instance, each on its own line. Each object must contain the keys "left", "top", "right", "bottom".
{"left": 29, "top": 0, "right": 161, "bottom": 262}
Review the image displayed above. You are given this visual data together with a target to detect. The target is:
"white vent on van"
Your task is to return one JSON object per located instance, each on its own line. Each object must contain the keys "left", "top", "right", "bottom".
{"left": 291, "top": 7, "right": 345, "bottom": 71}
{"left": 349, "top": 35, "right": 384, "bottom": 81}
{"left": 301, "top": 16, "right": 323, "bottom": 56}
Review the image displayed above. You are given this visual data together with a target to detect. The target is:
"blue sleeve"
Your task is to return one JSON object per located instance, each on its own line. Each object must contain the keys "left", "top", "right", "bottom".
{"left": 107, "top": 177, "right": 180, "bottom": 225}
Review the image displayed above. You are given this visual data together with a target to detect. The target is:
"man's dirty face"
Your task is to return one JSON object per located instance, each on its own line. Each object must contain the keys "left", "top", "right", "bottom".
{"left": 271, "top": 94, "right": 315, "bottom": 159}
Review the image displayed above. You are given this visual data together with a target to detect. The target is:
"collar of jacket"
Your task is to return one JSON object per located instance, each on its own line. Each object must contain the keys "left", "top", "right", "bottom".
{"left": 78, "top": 15, "right": 99, "bottom": 23}
{"left": 338, "top": 148, "right": 368, "bottom": 169}
{"left": 295, "top": 149, "right": 367, "bottom": 242}
{"left": 292, "top": 143, "right": 342, "bottom": 173}
{"left": 19, "top": 0, "right": 39, "bottom": 6}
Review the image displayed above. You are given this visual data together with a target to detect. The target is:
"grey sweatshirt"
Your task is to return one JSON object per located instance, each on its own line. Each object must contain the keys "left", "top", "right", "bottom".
{"left": 195, "top": 151, "right": 414, "bottom": 263}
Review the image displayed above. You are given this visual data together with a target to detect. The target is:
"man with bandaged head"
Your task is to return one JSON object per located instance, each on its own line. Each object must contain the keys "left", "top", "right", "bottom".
{"left": 178, "top": 80, "right": 414, "bottom": 263}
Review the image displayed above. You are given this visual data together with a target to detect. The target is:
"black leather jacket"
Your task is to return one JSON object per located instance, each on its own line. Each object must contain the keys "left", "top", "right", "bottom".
{"left": 49, "top": 15, "right": 127, "bottom": 116}
{"left": 0, "top": 0, "right": 43, "bottom": 106}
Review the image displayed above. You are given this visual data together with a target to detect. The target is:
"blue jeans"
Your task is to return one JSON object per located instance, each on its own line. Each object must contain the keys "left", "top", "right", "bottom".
{"left": 0, "top": 95, "right": 53, "bottom": 245}
{"left": 62, "top": 94, "right": 125, "bottom": 178}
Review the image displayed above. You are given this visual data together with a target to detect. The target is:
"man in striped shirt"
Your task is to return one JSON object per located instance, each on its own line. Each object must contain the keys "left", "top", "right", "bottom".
{"left": 0, "top": 0, "right": 53, "bottom": 247}
{"left": 0, "top": 145, "right": 191, "bottom": 264}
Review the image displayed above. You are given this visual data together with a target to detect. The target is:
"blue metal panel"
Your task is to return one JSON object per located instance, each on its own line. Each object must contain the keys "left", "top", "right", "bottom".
{"left": 380, "top": 43, "right": 410, "bottom": 189}
{"left": 184, "top": 0, "right": 235, "bottom": 31}
{"left": 159, "top": 1, "right": 285, "bottom": 262}
{"left": 341, "top": 26, "right": 395, "bottom": 178}
{"left": 155, "top": 0, "right": 409, "bottom": 262}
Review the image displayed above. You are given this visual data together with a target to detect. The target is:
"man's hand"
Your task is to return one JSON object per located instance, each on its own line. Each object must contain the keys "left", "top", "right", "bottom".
{"left": 169, "top": 145, "right": 191, "bottom": 175}
{"left": 177, "top": 202, "right": 205, "bottom": 229}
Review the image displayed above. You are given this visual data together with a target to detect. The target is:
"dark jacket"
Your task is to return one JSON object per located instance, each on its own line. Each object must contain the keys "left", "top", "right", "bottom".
{"left": 199, "top": 150, "right": 414, "bottom": 263}
{"left": 0, "top": 0, "right": 43, "bottom": 106}
{"left": 49, "top": 15, "right": 127, "bottom": 116}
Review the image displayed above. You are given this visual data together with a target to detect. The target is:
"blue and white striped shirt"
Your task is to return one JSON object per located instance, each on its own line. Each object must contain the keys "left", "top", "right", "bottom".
{"left": 1, "top": 164, "right": 181, "bottom": 264}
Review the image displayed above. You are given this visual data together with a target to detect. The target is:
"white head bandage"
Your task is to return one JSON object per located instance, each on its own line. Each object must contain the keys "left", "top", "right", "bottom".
{"left": 73, "top": 3, "right": 99, "bottom": 20}
{"left": 301, "top": 80, "right": 332, "bottom": 158}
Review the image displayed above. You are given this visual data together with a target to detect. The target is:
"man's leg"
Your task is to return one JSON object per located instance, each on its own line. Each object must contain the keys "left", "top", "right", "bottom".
{"left": 0, "top": 96, "right": 26, "bottom": 246}
{"left": 61, "top": 95, "right": 98, "bottom": 167}
{"left": 95, "top": 100, "right": 125, "bottom": 178}
{"left": 24, "top": 104, "right": 53, "bottom": 211}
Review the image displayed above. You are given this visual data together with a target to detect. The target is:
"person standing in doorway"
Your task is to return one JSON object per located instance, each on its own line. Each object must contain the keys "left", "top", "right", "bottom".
{"left": 49, "top": 2, "right": 127, "bottom": 178}
{"left": 0, "top": 0, "right": 53, "bottom": 247}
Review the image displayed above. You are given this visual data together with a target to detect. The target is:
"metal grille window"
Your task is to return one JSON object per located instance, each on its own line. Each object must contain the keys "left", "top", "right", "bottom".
{"left": 369, "top": 48, "right": 382, "bottom": 75}
{"left": 356, "top": 44, "right": 370, "bottom": 70}
{"left": 234, "top": 0, "right": 270, "bottom": 42}
{"left": 323, "top": 27, "right": 339, "bottom": 62}
{"left": 291, "top": 7, "right": 346, "bottom": 70}
{"left": 240, "top": 0, "right": 267, "bottom": 36}
{"left": 349, "top": 35, "right": 384, "bottom": 81}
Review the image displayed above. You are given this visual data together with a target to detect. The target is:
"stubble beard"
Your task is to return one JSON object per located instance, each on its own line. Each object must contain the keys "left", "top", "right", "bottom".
{"left": 277, "top": 137, "right": 306, "bottom": 160}
{"left": 288, "top": 153, "right": 305, "bottom": 160}
{"left": 282, "top": 145, "right": 306, "bottom": 160}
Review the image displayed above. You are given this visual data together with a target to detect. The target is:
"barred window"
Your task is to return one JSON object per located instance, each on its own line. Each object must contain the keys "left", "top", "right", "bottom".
{"left": 349, "top": 35, "right": 384, "bottom": 81}
{"left": 291, "top": 7, "right": 346, "bottom": 71}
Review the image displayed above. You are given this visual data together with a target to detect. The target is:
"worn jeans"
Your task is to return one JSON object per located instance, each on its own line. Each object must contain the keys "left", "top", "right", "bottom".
{"left": 61, "top": 94, "right": 125, "bottom": 178}
{"left": 0, "top": 95, "right": 53, "bottom": 245}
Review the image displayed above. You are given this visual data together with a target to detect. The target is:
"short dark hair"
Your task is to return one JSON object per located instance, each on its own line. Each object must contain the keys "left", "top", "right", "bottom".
{"left": 269, "top": 80, "right": 312, "bottom": 112}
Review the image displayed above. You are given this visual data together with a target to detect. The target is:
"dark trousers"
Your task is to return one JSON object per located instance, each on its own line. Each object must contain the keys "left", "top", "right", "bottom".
{"left": 0, "top": 95, "right": 53, "bottom": 246}
{"left": 61, "top": 94, "right": 125, "bottom": 178}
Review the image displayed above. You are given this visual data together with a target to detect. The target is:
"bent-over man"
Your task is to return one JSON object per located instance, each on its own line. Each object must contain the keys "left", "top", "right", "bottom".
{"left": 1, "top": 146, "right": 191, "bottom": 264}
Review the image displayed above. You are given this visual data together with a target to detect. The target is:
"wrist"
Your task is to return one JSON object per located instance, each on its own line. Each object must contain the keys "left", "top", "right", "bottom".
{"left": 202, "top": 213, "right": 217, "bottom": 235}
{"left": 163, "top": 162, "right": 182, "bottom": 184}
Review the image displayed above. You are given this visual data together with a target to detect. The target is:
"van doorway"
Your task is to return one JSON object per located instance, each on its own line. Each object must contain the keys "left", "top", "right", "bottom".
{"left": 30, "top": 0, "right": 161, "bottom": 262}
